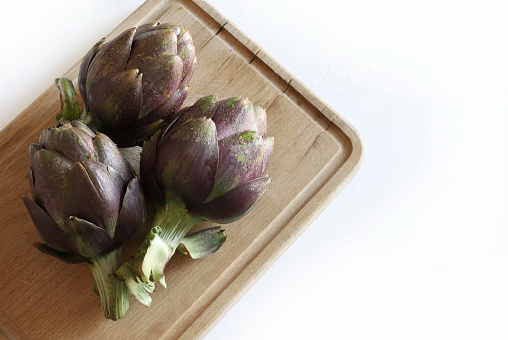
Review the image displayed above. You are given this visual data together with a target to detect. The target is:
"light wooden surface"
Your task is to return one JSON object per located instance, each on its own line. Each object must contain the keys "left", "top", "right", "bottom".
{"left": 0, "top": 0, "right": 363, "bottom": 339}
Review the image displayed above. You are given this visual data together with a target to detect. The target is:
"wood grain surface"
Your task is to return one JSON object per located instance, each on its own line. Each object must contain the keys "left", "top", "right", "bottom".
{"left": 0, "top": 0, "right": 363, "bottom": 339}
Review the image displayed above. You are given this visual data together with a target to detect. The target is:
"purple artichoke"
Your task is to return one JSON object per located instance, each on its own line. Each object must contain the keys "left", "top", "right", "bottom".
{"left": 74, "top": 21, "right": 196, "bottom": 147}
{"left": 115, "top": 96, "right": 273, "bottom": 305}
{"left": 22, "top": 120, "right": 146, "bottom": 320}
{"left": 144, "top": 95, "right": 273, "bottom": 221}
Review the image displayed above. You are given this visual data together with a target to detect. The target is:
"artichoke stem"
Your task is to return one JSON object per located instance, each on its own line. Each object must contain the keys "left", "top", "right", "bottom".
{"left": 155, "top": 206, "right": 199, "bottom": 251}
{"left": 116, "top": 200, "right": 201, "bottom": 306}
{"left": 55, "top": 77, "right": 82, "bottom": 122}
{"left": 134, "top": 200, "right": 200, "bottom": 286}
{"left": 89, "top": 248, "right": 129, "bottom": 320}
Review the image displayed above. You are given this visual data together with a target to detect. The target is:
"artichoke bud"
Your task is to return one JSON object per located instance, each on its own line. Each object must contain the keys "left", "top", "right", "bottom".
{"left": 23, "top": 121, "right": 146, "bottom": 261}
{"left": 23, "top": 121, "right": 147, "bottom": 319}
{"left": 145, "top": 95, "right": 273, "bottom": 223}
{"left": 116, "top": 96, "right": 273, "bottom": 304}
{"left": 78, "top": 22, "right": 197, "bottom": 147}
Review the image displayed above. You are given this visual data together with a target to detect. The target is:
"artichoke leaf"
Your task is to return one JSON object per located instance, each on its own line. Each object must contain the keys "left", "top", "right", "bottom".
{"left": 114, "top": 260, "right": 154, "bottom": 307}
{"left": 193, "top": 176, "right": 271, "bottom": 224}
{"left": 63, "top": 160, "right": 124, "bottom": 238}
{"left": 126, "top": 27, "right": 178, "bottom": 69}
{"left": 129, "top": 226, "right": 172, "bottom": 287}
{"left": 177, "top": 227, "right": 226, "bottom": 259}
{"left": 33, "top": 242, "right": 89, "bottom": 264}
{"left": 61, "top": 216, "right": 113, "bottom": 258}
{"left": 85, "top": 28, "right": 135, "bottom": 93}
{"left": 94, "top": 133, "right": 136, "bottom": 182}
{"left": 156, "top": 116, "right": 218, "bottom": 206}
{"left": 31, "top": 149, "right": 73, "bottom": 224}
{"left": 113, "top": 178, "right": 146, "bottom": 247}
{"left": 22, "top": 196, "right": 67, "bottom": 251}
{"left": 87, "top": 69, "right": 143, "bottom": 131}
{"left": 136, "top": 86, "right": 189, "bottom": 127}
{"left": 137, "top": 55, "right": 183, "bottom": 117}
{"left": 213, "top": 97, "right": 258, "bottom": 141}
{"left": 139, "top": 129, "right": 164, "bottom": 208}
{"left": 78, "top": 38, "right": 106, "bottom": 106}
{"left": 207, "top": 130, "right": 265, "bottom": 201}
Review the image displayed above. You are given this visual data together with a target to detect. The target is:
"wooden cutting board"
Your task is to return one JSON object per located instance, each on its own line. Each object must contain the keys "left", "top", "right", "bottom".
{"left": 0, "top": 0, "right": 363, "bottom": 339}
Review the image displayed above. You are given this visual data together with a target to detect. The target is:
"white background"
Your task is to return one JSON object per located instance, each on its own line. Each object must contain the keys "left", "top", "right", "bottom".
{"left": 2, "top": 0, "right": 508, "bottom": 339}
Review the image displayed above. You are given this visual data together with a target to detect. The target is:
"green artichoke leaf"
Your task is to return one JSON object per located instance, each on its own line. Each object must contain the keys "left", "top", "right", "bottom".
{"left": 88, "top": 249, "right": 130, "bottom": 320}
{"left": 177, "top": 227, "right": 226, "bottom": 259}
{"left": 114, "top": 260, "right": 155, "bottom": 307}
{"left": 135, "top": 227, "right": 172, "bottom": 288}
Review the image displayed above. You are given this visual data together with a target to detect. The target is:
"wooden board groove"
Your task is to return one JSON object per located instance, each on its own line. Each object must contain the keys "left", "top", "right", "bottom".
{"left": 0, "top": 0, "right": 363, "bottom": 339}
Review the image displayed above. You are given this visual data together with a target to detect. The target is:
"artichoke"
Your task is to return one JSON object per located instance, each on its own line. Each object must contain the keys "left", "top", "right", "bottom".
{"left": 116, "top": 95, "right": 273, "bottom": 305}
{"left": 58, "top": 21, "right": 197, "bottom": 147}
{"left": 22, "top": 121, "right": 146, "bottom": 320}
